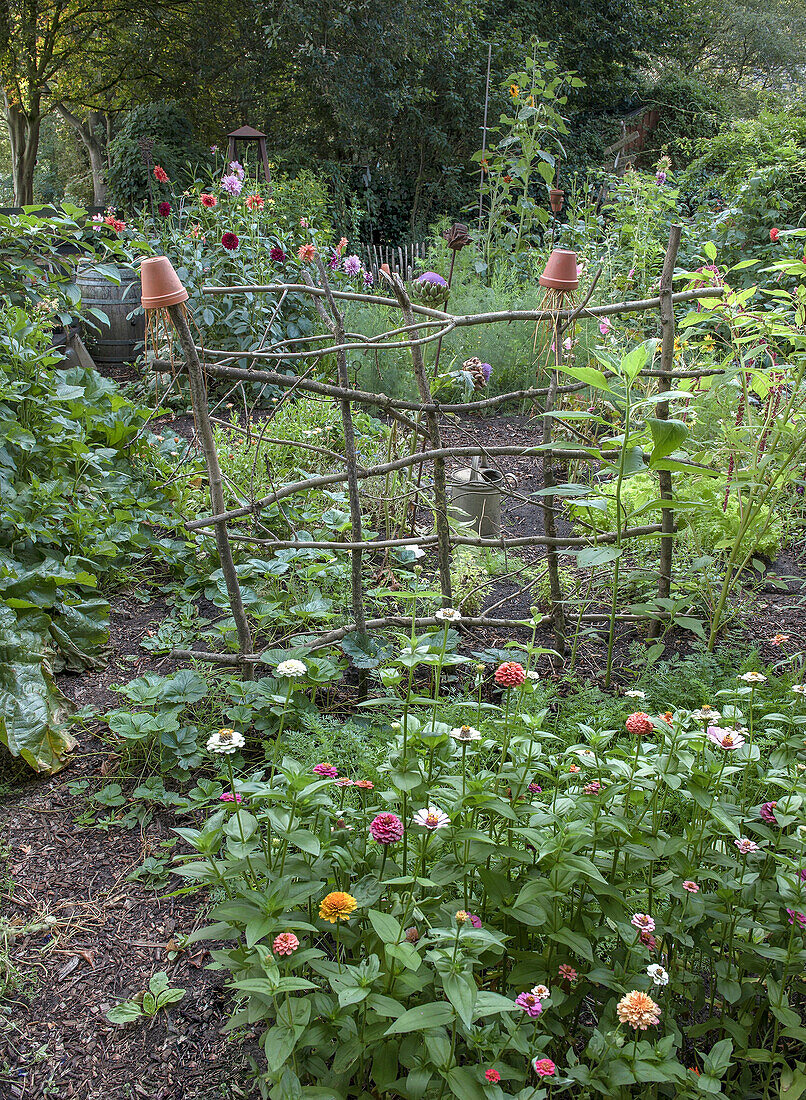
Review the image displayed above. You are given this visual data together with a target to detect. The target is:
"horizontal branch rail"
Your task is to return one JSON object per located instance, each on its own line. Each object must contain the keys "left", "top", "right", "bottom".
{"left": 183, "top": 443, "right": 627, "bottom": 530}
{"left": 197, "top": 523, "right": 665, "bottom": 551}
{"left": 170, "top": 609, "right": 651, "bottom": 663}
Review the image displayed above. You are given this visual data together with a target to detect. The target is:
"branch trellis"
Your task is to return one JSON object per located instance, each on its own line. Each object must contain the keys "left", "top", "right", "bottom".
{"left": 161, "top": 228, "right": 726, "bottom": 672}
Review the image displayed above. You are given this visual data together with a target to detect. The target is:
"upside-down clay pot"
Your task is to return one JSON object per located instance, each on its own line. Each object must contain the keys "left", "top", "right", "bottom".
{"left": 549, "top": 188, "right": 565, "bottom": 214}
{"left": 539, "top": 248, "right": 579, "bottom": 291}
{"left": 140, "top": 255, "right": 189, "bottom": 309}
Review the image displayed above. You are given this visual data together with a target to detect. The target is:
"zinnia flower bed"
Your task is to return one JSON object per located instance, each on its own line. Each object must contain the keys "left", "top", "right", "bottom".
{"left": 176, "top": 654, "right": 806, "bottom": 1099}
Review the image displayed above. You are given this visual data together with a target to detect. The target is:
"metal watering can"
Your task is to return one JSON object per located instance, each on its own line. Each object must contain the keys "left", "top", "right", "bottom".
{"left": 448, "top": 457, "right": 506, "bottom": 538}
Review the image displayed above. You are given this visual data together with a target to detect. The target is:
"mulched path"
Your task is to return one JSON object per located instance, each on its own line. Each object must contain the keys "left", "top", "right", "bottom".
{"left": 2, "top": 408, "right": 805, "bottom": 1098}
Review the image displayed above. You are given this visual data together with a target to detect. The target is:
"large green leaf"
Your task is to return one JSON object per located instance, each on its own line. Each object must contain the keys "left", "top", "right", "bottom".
{"left": 0, "top": 608, "right": 76, "bottom": 773}
{"left": 645, "top": 417, "right": 689, "bottom": 467}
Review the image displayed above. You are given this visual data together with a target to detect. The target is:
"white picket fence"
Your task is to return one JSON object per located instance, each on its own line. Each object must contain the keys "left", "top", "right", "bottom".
{"left": 359, "top": 241, "right": 429, "bottom": 282}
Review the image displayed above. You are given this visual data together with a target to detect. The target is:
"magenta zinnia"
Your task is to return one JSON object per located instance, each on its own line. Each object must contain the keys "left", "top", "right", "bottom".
{"left": 760, "top": 801, "right": 778, "bottom": 824}
{"left": 370, "top": 812, "right": 404, "bottom": 844}
{"left": 515, "top": 991, "right": 542, "bottom": 1018}
{"left": 533, "top": 1058, "right": 556, "bottom": 1078}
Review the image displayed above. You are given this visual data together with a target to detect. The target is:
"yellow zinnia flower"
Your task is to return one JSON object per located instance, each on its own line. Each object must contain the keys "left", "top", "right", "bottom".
{"left": 510, "top": 84, "right": 519, "bottom": 98}
{"left": 319, "top": 891, "right": 357, "bottom": 923}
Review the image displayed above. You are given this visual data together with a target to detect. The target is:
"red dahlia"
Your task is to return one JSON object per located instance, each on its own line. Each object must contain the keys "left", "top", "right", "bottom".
{"left": 221, "top": 231, "right": 239, "bottom": 251}
{"left": 200, "top": 193, "right": 217, "bottom": 208}
{"left": 158, "top": 201, "right": 171, "bottom": 217}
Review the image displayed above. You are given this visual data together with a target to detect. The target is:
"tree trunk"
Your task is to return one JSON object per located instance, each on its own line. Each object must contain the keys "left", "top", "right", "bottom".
{"left": 54, "top": 104, "right": 108, "bottom": 205}
{"left": 3, "top": 92, "right": 40, "bottom": 205}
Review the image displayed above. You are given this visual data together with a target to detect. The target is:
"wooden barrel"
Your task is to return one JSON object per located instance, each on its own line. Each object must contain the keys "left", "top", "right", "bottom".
{"left": 76, "top": 266, "right": 145, "bottom": 370}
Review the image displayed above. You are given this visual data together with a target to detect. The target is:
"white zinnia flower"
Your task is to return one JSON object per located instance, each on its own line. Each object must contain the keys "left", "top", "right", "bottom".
{"left": 624, "top": 689, "right": 646, "bottom": 700}
{"left": 646, "top": 963, "right": 669, "bottom": 986}
{"left": 277, "top": 659, "right": 307, "bottom": 678}
{"left": 435, "top": 607, "right": 462, "bottom": 622}
{"left": 739, "top": 672, "right": 767, "bottom": 684}
{"left": 691, "top": 707, "right": 721, "bottom": 722}
{"left": 792, "top": 685, "right": 806, "bottom": 695}
{"left": 450, "top": 725, "right": 481, "bottom": 742}
{"left": 527, "top": 670, "right": 540, "bottom": 681}
{"left": 531, "top": 984, "right": 550, "bottom": 1000}
{"left": 412, "top": 805, "right": 451, "bottom": 830}
{"left": 207, "top": 728, "right": 245, "bottom": 755}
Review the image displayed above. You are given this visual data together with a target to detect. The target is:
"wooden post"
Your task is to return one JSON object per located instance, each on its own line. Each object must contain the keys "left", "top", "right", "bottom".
{"left": 387, "top": 273, "right": 453, "bottom": 604}
{"left": 541, "top": 317, "right": 567, "bottom": 658}
{"left": 308, "top": 260, "right": 368, "bottom": 645}
{"left": 168, "top": 303, "right": 254, "bottom": 678}
{"left": 648, "top": 226, "right": 681, "bottom": 641}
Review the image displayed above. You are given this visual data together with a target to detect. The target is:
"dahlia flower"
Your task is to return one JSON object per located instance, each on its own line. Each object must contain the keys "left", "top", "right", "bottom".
{"left": 220, "top": 174, "right": 243, "bottom": 196}
{"left": 158, "top": 201, "right": 171, "bottom": 217}
{"left": 298, "top": 243, "right": 316, "bottom": 263}
{"left": 153, "top": 165, "right": 169, "bottom": 183}
{"left": 270, "top": 245, "right": 286, "bottom": 263}
{"left": 343, "top": 254, "right": 362, "bottom": 276}
{"left": 221, "top": 231, "right": 239, "bottom": 251}
{"left": 200, "top": 192, "right": 217, "bottom": 208}
{"left": 245, "top": 193, "right": 264, "bottom": 211}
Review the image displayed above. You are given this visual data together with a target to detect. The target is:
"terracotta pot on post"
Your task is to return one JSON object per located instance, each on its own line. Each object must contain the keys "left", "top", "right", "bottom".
{"left": 140, "top": 256, "right": 189, "bottom": 310}
{"left": 539, "top": 249, "right": 579, "bottom": 292}
{"left": 549, "top": 188, "right": 565, "bottom": 214}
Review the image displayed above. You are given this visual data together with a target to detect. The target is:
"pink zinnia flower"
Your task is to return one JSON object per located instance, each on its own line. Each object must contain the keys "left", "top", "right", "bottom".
{"left": 558, "top": 964, "right": 577, "bottom": 982}
{"left": 272, "top": 931, "right": 300, "bottom": 955}
{"left": 354, "top": 779, "right": 374, "bottom": 790}
{"left": 626, "top": 712, "right": 653, "bottom": 736}
{"left": 770, "top": 227, "right": 780, "bottom": 242}
{"left": 219, "top": 791, "right": 243, "bottom": 803}
{"left": 760, "top": 801, "right": 778, "bottom": 824}
{"left": 734, "top": 837, "right": 760, "bottom": 853}
{"left": 631, "top": 913, "right": 655, "bottom": 933}
{"left": 370, "top": 812, "right": 404, "bottom": 844}
{"left": 639, "top": 930, "right": 657, "bottom": 949}
{"left": 468, "top": 913, "right": 482, "bottom": 928}
{"left": 528, "top": 783, "right": 542, "bottom": 793}
{"left": 533, "top": 1057, "right": 556, "bottom": 1078}
{"left": 682, "top": 880, "right": 699, "bottom": 893}
{"left": 334, "top": 777, "right": 353, "bottom": 787}
{"left": 515, "top": 991, "right": 542, "bottom": 1017}
{"left": 313, "top": 762, "right": 338, "bottom": 778}
{"left": 599, "top": 317, "right": 612, "bottom": 336}
{"left": 707, "top": 726, "right": 745, "bottom": 750}
{"left": 786, "top": 908, "right": 806, "bottom": 929}
{"left": 484, "top": 1069, "right": 501, "bottom": 1083}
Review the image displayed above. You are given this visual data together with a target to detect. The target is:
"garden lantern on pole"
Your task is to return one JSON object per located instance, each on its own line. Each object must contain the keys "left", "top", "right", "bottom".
{"left": 227, "top": 125, "right": 272, "bottom": 191}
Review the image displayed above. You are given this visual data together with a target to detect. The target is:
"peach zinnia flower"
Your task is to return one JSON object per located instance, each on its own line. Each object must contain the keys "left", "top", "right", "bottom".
{"left": 272, "top": 932, "right": 299, "bottom": 955}
{"left": 617, "top": 990, "right": 661, "bottom": 1030}
{"left": 319, "top": 891, "right": 357, "bottom": 923}
{"left": 298, "top": 243, "right": 317, "bottom": 262}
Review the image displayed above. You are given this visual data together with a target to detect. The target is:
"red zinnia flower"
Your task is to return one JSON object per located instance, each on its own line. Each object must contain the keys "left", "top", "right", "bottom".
{"left": 222, "top": 231, "right": 240, "bottom": 251}
{"left": 495, "top": 662, "right": 525, "bottom": 688}
{"left": 770, "top": 227, "right": 780, "bottom": 242}
{"left": 158, "top": 201, "right": 171, "bottom": 217}
{"left": 484, "top": 1069, "right": 501, "bottom": 1083}
{"left": 153, "top": 165, "right": 169, "bottom": 183}
{"left": 626, "top": 712, "right": 653, "bottom": 736}
{"left": 200, "top": 193, "right": 217, "bottom": 208}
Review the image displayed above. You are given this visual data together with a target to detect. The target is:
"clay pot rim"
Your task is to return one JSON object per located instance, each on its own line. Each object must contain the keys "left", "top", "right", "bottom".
{"left": 140, "top": 256, "right": 189, "bottom": 309}
{"left": 539, "top": 248, "right": 578, "bottom": 291}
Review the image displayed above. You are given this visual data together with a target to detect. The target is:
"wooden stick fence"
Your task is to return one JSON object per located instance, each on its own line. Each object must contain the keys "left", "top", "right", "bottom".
{"left": 162, "top": 228, "right": 726, "bottom": 673}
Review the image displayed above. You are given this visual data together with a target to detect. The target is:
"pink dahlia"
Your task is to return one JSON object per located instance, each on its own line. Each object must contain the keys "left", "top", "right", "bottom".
{"left": 370, "top": 812, "right": 404, "bottom": 845}
{"left": 495, "top": 662, "right": 526, "bottom": 688}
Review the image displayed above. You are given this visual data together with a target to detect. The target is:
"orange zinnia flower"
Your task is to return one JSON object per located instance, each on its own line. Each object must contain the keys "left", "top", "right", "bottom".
{"left": 319, "top": 891, "right": 357, "bottom": 923}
